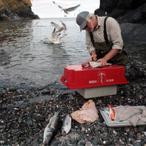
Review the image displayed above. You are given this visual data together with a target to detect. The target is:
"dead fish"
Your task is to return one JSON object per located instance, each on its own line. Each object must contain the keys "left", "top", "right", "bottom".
{"left": 61, "top": 114, "right": 71, "bottom": 135}
{"left": 108, "top": 105, "right": 115, "bottom": 121}
{"left": 89, "top": 61, "right": 111, "bottom": 68}
{"left": 42, "top": 112, "right": 60, "bottom": 146}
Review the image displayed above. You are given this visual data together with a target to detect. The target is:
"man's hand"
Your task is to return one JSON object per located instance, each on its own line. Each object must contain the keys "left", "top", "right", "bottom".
{"left": 90, "top": 50, "right": 97, "bottom": 61}
{"left": 97, "top": 58, "right": 108, "bottom": 66}
{"left": 81, "top": 61, "right": 90, "bottom": 68}
{"left": 97, "top": 49, "right": 120, "bottom": 66}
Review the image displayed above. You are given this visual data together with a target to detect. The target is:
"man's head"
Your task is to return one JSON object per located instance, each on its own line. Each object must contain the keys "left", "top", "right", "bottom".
{"left": 76, "top": 11, "right": 98, "bottom": 32}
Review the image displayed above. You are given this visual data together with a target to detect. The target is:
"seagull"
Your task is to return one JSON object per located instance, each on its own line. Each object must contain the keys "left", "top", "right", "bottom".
{"left": 52, "top": 1, "right": 80, "bottom": 14}
{"left": 63, "top": 4, "right": 80, "bottom": 14}
{"left": 48, "top": 21, "right": 67, "bottom": 44}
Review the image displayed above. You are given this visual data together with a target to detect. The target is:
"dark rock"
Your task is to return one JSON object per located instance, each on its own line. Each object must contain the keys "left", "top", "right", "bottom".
{"left": 133, "top": 141, "right": 142, "bottom": 146}
{"left": 95, "top": 0, "right": 146, "bottom": 23}
{"left": 1, "top": 75, "right": 146, "bottom": 146}
{"left": 126, "top": 63, "right": 145, "bottom": 81}
{"left": 94, "top": 1, "right": 146, "bottom": 46}
{"left": 0, "top": 49, "right": 11, "bottom": 66}
{"left": 0, "top": 1, "right": 39, "bottom": 21}
{"left": 17, "top": 7, "right": 39, "bottom": 19}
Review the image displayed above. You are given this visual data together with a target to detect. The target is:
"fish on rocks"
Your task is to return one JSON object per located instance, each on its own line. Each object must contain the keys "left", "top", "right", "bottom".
{"left": 61, "top": 114, "right": 72, "bottom": 135}
{"left": 42, "top": 112, "right": 60, "bottom": 146}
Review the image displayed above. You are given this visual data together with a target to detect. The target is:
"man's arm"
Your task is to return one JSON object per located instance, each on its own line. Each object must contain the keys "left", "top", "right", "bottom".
{"left": 108, "top": 17, "right": 123, "bottom": 51}
{"left": 98, "top": 49, "right": 120, "bottom": 66}
{"left": 97, "top": 17, "right": 123, "bottom": 66}
{"left": 86, "top": 31, "right": 97, "bottom": 61}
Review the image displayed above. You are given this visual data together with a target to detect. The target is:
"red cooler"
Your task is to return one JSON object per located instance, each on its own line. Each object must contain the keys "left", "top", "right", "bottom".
{"left": 60, "top": 65, "right": 128, "bottom": 98}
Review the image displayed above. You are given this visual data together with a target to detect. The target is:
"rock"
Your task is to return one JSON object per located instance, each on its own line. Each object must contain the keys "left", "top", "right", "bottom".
{"left": 85, "top": 141, "right": 93, "bottom": 146}
{"left": 77, "top": 139, "right": 85, "bottom": 146}
{"left": 1, "top": 80, "right": 146, "bottom": 145}
{"left": 95, "top": 0, "right": 146, "bottom": 23}
{"left": 0, "top": 0, "right": 39, "bottom": 21}
{"left": 133, "top": 141, "right": 142, "bottom": 146}
{"left": 94, "top": 0, "right": 146, "bottom": 44}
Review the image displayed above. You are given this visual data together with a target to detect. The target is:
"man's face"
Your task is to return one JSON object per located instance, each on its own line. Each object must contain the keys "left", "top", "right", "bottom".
{"left": 85, "top": 16, "right": 97, "bottom": 32}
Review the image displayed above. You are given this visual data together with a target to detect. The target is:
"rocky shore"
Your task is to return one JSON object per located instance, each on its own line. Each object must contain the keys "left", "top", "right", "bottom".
{"left": 0, "top": 0, "right": 39, "bottom": 21}
{"left": 1, "top": 1, "right": 146, "bottom": 146}
{"left": 1, "top": 75, "right": 146, "bottom": 146}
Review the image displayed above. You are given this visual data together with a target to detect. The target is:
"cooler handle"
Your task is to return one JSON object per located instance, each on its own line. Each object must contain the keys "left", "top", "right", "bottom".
{"left": 60, "top": 75, "right": 68, "bottom": 86}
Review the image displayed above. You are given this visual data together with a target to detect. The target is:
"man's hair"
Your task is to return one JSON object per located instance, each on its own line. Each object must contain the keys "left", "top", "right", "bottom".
{"left": 89, "top": 13, "right": 95, "bottom": 17}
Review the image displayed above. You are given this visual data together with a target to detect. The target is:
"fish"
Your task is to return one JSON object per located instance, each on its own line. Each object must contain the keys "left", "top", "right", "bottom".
{"left": 89, "top": 61, "right": 111, "bottom": 68}
{"left": 42, "top": 112, "right": 60, "bottom": 146}
{"left": 61, "top": 114, "right": 72, "bottom": 135}
{"left": 108, "top": 105, "right": 116, "bottom": 121}
{"left": 89, "top": 61, "right": 102, "bottom": 68}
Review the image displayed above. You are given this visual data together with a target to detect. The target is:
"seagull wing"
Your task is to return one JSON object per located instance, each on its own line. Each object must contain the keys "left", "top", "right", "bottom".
{"left": 55, "top": 27, "right": 65, "bottom": 34}
{"left": 63, "top": 4, "right": 80, "bottom": 13}
{"left": 50, "top": 21, "right": 61, "bottom": 30}
{"left": 51, "top": 27, "right": 61, "bottom": 39}
{"left": 52, "top": 1, "right": 68, "bottom": 14}
{"left": 60, "top": 21, "right": 67, "bottom": 31}
{"left": 51, "top": 28, "right": 57, "bottom": 38}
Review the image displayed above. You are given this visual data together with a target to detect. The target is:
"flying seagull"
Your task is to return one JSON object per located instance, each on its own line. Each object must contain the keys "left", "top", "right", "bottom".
{"left": 52, "top": 1, "right": 80, "bottom": 14}
{"left": 49, "top": 21, "right": 67, "bottom": 44}
{"left": 63, "top": 4, "right": 80, "bottom": 14}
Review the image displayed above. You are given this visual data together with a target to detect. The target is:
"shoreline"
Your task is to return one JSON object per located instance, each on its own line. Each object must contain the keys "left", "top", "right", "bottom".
{"left": 1, "top": 78, "right": 146, "bottom": 146}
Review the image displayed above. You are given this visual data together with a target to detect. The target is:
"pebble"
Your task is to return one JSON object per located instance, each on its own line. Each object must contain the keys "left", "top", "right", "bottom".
{"left": 85, "top": 141, "right": 93, "bottom": 146}
{"left": 1, "top": 77, "right": 146, "bottom": 146}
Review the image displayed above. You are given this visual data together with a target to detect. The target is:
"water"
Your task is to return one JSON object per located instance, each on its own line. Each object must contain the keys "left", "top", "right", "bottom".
{"left": 0, "top": 18, "right": 146, "bottom": 88}
{"left": 0, "top": 18, "right": 89, "bottom": 88}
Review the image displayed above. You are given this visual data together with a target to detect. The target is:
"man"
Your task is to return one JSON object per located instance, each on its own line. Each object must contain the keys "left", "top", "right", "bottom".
{"left": 76, "top": 11, "right": 128, "bottom": 66}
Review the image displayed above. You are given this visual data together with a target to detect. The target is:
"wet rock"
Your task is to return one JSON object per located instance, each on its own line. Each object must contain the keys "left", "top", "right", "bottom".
{"left": 0, "top": 49, "right": 10, "bottom": 65}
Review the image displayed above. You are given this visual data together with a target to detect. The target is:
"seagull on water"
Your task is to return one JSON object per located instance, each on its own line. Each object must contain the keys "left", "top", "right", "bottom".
{"left": 48, "top": 21, "right": 67, "bottom": 44}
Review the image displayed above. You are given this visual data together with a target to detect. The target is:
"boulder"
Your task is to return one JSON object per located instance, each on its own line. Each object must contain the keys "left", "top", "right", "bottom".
{"left": 95, "top": 0, "right": 146, "bottom": 44}
{"left": 0, "top": 0, "right": 39, "bottom": 20}
{"left": 95, "top": 0, "right": 146, "bottom": 23}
